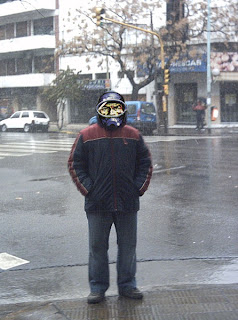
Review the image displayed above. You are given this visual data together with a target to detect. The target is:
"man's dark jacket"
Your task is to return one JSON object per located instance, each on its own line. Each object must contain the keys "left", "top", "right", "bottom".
{"left": 68, "top": 123, "right": 152, "bottom": 213}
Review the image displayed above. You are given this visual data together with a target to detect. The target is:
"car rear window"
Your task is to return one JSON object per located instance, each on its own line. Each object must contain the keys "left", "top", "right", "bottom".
{"left": 33, "top": 112, "right": 46, "bottom": 118}
{"left": 141, "top": 103, "right": 155, "bottom": 115}
{"left": 127, "top": 104, "right": 137, "bottom": 114}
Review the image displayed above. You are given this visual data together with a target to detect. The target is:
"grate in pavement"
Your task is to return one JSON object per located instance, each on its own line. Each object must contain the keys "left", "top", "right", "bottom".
{"left": 54, "top": 285, "right": 238, "bottom": 320}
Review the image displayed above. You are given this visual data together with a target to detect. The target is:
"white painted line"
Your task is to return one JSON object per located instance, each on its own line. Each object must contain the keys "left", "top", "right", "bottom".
{"left": 153, "top": 165, "right": 186, "bottom": 174}
{"left": 1, "top": 144, "right": 71, "bottom": 151}
{"left": 7, "top": 141, "right": 73, "bottom": 146}
{"left": 0, "top": 253, "right": 30, "bottom": 270}
{"left": 144, "top": 136, "right": 227, "bottom": 143}
{"left": 0, "top": 147, "right": 34, "bottom": 153}
{"left": 0, "top": 152, "right": 31, "bottom": 157}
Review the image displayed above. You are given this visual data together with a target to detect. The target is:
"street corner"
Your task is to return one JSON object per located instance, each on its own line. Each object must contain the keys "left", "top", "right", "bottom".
{"left": 1, "top": 302, "right": 67, "bottom": 320}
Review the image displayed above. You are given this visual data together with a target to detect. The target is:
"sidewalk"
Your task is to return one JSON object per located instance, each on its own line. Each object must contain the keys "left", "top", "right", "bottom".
{"left": 1, "top": 283, "right": 238, "bottom": 319}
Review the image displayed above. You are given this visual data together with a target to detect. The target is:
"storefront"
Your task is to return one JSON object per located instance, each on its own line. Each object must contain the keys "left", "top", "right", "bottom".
{"left": 169, "top": 49, "right": 238, "bottom": 126}
{"left": 220, "top": 82, "right": 238, "bottom": 122}
{"left": 69, "top": 79, "right": 111, "bottom": 123}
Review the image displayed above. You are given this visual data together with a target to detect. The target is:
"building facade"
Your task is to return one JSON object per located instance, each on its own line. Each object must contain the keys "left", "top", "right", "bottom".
{"left": 0, "top": 0, "right": 58, "bottom": 121}
{"left": 1, "top": 0, "right": 237, "bottom": 128}
{"left": 59, "top": 1, "right": 238, "bottom": 128}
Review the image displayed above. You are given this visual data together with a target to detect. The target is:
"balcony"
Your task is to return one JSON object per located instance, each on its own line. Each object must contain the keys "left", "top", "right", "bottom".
{"left": 0, "top": 0, "right": 56, "bottom": 24}
{"left": 0, "top": 35, "right": 55, "bottom": 58}
{"left": 0, "top": 73, "right": 56, "bottom": 88}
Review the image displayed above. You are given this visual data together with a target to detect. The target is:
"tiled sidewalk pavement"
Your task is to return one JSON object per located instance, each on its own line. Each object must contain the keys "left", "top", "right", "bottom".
{"left": 1, "top": 284, "right": 238, "bottom": 320}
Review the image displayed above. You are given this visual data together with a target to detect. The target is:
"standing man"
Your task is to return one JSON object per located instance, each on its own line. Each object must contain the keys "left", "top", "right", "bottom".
{"left": 192, "top": 99, "right": 206, "bottom": 130}
{"left": 68, "top": 91, "right": 152, "bottom": 304}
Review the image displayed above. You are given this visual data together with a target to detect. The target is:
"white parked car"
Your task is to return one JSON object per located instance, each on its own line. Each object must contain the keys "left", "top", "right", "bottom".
{"left": 0, "top": 110, "right": 50, "bottom": 133}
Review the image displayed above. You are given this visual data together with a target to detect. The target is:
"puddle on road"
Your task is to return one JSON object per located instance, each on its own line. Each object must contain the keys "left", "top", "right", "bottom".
{"left": 207, "top": 258, "right": 238, "bottom": 284}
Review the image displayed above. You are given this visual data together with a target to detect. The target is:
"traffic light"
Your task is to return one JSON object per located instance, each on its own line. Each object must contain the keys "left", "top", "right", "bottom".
{"left": 164, "top": 68, "right": 170, "bottom": 84}
{"left": 163, "top": 84, "right": 169, "bottom": 95}
{"left": 94, "top": 7, "right": 105, "bottom": 26}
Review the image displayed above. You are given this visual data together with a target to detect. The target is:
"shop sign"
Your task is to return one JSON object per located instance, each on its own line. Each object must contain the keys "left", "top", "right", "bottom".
{"left": 137, "top": 51, "right": 238, "bottom": 76}
{"left": 169, "top": 53, "right": 207, "bottom": 73}
{"left": 79, "top": 79, "right": 111, "bottom": 90}
{"left": 137, "top": 53, "right": 207, "bottom": 76}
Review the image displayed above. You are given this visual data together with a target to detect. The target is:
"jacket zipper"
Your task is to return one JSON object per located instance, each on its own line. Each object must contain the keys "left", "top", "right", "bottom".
{"left": 110, "top": 135, "right": 118, "bottom": 211}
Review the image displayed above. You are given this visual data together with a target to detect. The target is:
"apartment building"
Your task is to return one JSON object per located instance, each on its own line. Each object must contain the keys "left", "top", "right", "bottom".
{"left": 0, "top": 0, "right": 58, "bottom": 121}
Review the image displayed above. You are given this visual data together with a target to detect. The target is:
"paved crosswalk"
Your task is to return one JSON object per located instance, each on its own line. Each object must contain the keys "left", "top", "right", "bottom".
{"left": 0, "top": 138, "right": 74, "bottom": 160}
{"left": 0, "top": 135, "right": 224, "bottom": 160}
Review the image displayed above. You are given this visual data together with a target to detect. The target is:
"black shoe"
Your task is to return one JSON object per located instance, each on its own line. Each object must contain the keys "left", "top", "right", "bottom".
{"left": 119, "top": 288, "right": 143, "bottom": 300}
{"left": 87, "top": 292, "right": 105, "bottom": 304}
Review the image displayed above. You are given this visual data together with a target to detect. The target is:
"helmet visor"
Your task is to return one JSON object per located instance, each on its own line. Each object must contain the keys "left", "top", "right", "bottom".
{"left": 97, "top": 102, "right": 125, "bottom": 118}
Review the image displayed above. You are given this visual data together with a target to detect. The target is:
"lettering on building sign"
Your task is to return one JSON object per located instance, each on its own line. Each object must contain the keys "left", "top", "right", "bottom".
{"left": 79, "top": 79, "right": 111, "bottom": 90}
{"left": 171, "top": 59, "right": 202, "bottom": 68}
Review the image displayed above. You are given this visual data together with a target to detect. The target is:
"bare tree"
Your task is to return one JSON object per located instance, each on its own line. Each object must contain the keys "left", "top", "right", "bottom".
{"left": 57, "top": 0, "right": 238, "bottom": 100}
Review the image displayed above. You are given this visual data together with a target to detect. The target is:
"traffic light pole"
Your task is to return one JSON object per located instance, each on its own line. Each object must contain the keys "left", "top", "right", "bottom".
{"left": 97, "top": 14, "right": 168, "bottom": 134}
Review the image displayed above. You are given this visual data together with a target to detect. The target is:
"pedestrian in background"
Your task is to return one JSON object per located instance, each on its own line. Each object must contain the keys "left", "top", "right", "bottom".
{"left": 192, "top": 99, "right": 206, "bottom": 130}
{"left": 68, "top": 91, "right": 152, "bottom": 304}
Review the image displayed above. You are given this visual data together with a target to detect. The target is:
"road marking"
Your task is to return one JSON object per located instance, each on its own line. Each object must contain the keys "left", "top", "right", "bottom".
{"left": 0, "top": 152, "right": 32, "bottom": 157}
{"left": 0, "top": 139, "right": 71, "bottom": 160}
{"left": 153, "top": 165, "right": 186, "bottom": 174}
{"left": 144, "top": 136, "right": 225, "bottom": 143}
{"left": 0, "top": 253, "right": 30, "bottom": 270}
{"left": 0, "top": 144, "right": 70, "bottom": 151}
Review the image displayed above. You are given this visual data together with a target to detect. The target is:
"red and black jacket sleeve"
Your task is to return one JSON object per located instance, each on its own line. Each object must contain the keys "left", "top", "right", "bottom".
{"left": 134, "top": 134, "right": 153, "bottom": 196}
{"left": 68, "top": 133, "right": 93, "bottom": 196}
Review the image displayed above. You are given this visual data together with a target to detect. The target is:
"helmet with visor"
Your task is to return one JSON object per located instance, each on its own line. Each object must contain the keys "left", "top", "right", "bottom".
{"left": 96, "top": 91, "right": 127, "bottom": 129}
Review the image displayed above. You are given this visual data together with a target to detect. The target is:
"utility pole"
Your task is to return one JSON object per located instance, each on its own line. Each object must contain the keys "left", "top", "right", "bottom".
{"left": 151, "top": 11, "right": 161, "bottom": 133}
{"left": 207, "top": 0, "right": 212, "bottom": 134}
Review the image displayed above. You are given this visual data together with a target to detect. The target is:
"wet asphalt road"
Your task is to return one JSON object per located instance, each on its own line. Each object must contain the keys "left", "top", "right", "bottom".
{"left": 0, "top": 131, "right": 238, "bottom": 304}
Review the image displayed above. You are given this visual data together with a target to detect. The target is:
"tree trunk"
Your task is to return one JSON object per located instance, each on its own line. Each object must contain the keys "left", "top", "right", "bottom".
{"left": 131, "top": 86, "right": 140, "bottom": 101}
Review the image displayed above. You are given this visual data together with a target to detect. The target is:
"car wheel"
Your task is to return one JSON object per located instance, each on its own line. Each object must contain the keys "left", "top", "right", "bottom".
{"left": 1, "top": 124, "right": 7, "bottom": 132}
{"left": 23, "top": 124, "right": 31, "bottom": 133}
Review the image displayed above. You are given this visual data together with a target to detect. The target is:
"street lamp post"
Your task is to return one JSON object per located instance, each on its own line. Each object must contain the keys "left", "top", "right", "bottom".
{"left": 207, "top": 0, "right": 212, "bottom": 134}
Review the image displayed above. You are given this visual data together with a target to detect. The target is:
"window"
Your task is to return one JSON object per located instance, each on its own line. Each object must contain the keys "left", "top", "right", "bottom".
{"left": 7, "top": 59, "right": 16, "bottom": 75}
{"left": 0, "top": 25, "right": 5, "bottom": 40}
{"left": 95, "top": 73, "right": 109, "bottom": 80}
{"left": 21, "top": 112, "right": 29, "bottom": 118}
{"left": 33, "top": 112, "right": 46, "bottom": 119}
{"left": 166, "top": 0, "right": 184, "bottom": 24}
{"left": 127, "top": 104, "right": 137, "bottom": 114}
{"left": 78, "top": 74, "right": 92, "bottom": 80}
{"left": 33, "top": 17, "right": 54, "bottom": 35}
{"left": 175, "top": 83, "right": 197, "bottom": 124}
{"left": 16, "top": 21, "right": 28, "bottom": 38}
{"left": 141, "top": 103, "right": 155, "bottom": 115}
{"left": 16, "top": 58, "right": 32, "bottom": 75}
{"left": 11, "top": 112, "right": 20, "bottom": 119}
{"left": 220, "top": 82, "right": 238, "bottom": 122}
{"left": 0, "top": 60, "right": 6, "bottom": 76}
{"left": 34, "top": 55, "right": 54, "bottom": 73}
{"left": 6, "top": 23, "right": 14, "bottom": 39}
